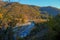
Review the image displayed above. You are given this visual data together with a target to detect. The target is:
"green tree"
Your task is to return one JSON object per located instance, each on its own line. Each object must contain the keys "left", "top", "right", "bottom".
{"left": 46, "top": 14, "right": 60, "bottom": 40}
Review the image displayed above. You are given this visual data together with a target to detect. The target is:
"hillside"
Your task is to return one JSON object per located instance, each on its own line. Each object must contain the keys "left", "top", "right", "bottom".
{"left": 0, "top": 1, "right": 60, "bottom": 28}
{"left": 0, "top": 2, "right": 42, "bottom": 28}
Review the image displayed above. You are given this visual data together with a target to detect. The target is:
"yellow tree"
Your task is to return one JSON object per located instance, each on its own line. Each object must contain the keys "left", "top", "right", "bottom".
{"left": 0, "top": 13, "right": 3, "bottom": 19}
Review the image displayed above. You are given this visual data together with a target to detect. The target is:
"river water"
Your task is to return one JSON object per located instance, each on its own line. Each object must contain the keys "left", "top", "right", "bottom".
{"left": 13, "top": 21, "right": 35, "bottom": 40}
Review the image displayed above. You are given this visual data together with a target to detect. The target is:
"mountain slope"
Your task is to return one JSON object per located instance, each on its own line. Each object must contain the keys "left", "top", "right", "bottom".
{"left": 0, "top": 2, "right": 60, "bottom": 28}
{"left": 0, "top": 2, "right": 40, "bottom": 19}
{"left": 0, "top": 2, "right": 41, "bottom": 28}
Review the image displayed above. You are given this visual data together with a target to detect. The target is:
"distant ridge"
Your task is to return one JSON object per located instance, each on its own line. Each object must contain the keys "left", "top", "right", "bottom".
{"left": 40, "top": 6, "right": 60, "bottom": 16}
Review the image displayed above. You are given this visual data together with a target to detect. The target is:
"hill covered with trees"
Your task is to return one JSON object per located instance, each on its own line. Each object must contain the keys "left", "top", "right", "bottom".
{"left": 0, "top": 1, "right": 49, "bottom": 28}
